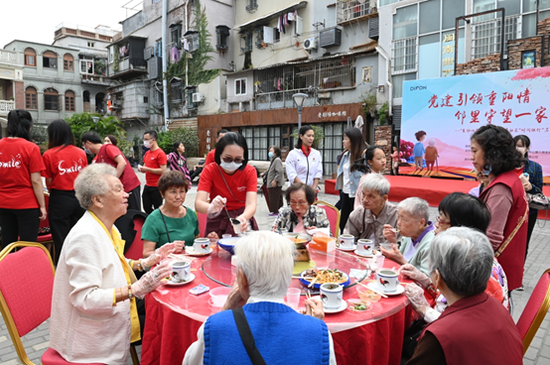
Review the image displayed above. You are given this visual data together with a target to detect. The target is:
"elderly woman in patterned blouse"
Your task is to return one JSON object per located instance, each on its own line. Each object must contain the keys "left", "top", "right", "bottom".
{"left": 271, "top": 183, "right": 330, "bottom": 234}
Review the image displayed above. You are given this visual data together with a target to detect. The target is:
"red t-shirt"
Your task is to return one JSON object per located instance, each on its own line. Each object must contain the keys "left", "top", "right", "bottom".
{"left": 198, "top": 163, "right": 257, "bottom": 210}
{"left": 96, "top": 144, "right": 141, "bottom": 192}
{"left": 205, "top": 149, "right": 216, "bottom": 166}
{"left": 0, "top": 138, "right": 45, "bottom": 209}
{"left": 143, "top": 148, "right": 167, "bottom": 187}
{"left": 42, "top": 145, "right": 87, "bottom": 191}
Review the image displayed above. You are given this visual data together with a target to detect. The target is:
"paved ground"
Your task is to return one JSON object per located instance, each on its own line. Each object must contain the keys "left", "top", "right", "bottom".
{"left": 1, "top": 172, "right": 549, "bottom": 364}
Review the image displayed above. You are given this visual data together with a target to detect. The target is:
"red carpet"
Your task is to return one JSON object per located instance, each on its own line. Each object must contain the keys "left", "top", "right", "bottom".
{"left": 324, "top": 176, "right": 549, "bottom": 219}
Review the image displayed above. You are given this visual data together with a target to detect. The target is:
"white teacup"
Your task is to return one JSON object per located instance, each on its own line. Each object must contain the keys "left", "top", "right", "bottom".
{"left": 171, "top": 261, "right": 191, "bottom": 283}
{"left": 338, "top": 234, "right": 355, "bottom": 249}
{"left": 320, "top": 283, "right": 343, "bottom": 309}
{"left": 357, "top": 239, "right": 374, "bottom": 256}
{"left": 377, "top": 269, "right": 399, "bottom": 292}
{"left": 193, "top": 238, "right": 211, "bottom": 253}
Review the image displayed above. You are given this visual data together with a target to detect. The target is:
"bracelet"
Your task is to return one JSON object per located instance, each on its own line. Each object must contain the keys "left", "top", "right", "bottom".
{"left": 137, "top": 259, "right": 143, "bottom": 271}
{"left": 426, "top": 283, "right": 438, "bottom": 299}
{"left": 127, "top": 285, "right": 133, "bottom": 300}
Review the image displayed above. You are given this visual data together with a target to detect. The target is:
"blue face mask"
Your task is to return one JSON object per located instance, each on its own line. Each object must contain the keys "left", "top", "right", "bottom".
{"left": 220, "top": 161, "right": 242, "bottom": 172}
{"left": 84, "top": 148, "right": 92, "bottom": 155}
{"left": 268, "top": 152, "right": 274, "bottom": 158}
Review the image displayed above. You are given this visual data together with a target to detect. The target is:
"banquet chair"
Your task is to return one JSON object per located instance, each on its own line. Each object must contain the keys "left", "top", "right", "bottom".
{"left": 516, "top": 268, "right": 550, "bottom": 355}
{"left": 125, "top": 215, "right": 146, "bottom": 261}
{"left": 313, "top": 200, "right": 341, "bottom": 238}
{"left": 0, "top": 241, "right": 105, "bottom": 365}
{"left": 36, "top": 193, "right": 55, "bottom": 260}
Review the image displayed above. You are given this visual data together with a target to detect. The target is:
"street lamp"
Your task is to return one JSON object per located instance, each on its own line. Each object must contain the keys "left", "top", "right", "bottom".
{"left": 91, "top": 116, "right": 100, "bottom": 131}
{"left": 292, "top": 92, "right": 308, "bottom": 131}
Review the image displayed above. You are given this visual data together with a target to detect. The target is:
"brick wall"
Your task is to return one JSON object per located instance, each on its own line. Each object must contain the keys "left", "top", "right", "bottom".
{"left": 507, "top": 36, "right": 544, "bottom": 70}
{"left": 455, "top": 53, "right": 501, "bottom": 75}
{"left": 14, "top": 81, "right": 24, "bottom": 109}
{"left": 374, "top": 125, "right": 392, "bottom": 174}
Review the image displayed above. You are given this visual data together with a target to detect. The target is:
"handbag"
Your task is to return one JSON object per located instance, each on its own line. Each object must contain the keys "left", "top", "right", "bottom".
{"left": 402, "top": 318, "right": 427, "bottom": 359}
{"left": 527, "top": 192, "right": 549, "bottom": 210}
{"left": 232, "top": 307, "right": 267, "bottom": 365}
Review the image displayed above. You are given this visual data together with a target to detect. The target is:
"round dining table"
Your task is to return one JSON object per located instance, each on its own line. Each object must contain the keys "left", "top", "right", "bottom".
{"left": 141, "top": 246, "right": 414, "bottom": 365}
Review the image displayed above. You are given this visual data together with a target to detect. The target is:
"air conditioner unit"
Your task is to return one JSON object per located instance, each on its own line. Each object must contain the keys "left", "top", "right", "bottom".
{"left": 319, "top": 29, "right": 342, "bottom": 48}
{"left": 143, "top": 46, "right": 154, "bottom": 60}
{"left": 192, "top": 92, "right": 203, "bottom": 103}
{"left": 303, "top": 38, "right": 317, "bottom": 50}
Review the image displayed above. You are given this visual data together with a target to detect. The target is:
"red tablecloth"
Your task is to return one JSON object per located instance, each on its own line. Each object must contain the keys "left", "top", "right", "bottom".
{"left": 141, "top": 248, "right": 413, "bottom": 365}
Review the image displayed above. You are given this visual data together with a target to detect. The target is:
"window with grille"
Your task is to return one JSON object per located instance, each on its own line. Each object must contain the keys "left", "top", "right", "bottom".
{"left": 63, "top": 54, "right": 74, "bottom": 71}
{"left": 471, "top": 15, "right": 520, "bottom": 59}
{"left": 240, "top": 126, "right": 281, "bottom": 161}
{"left": 43, "top": 51, "right": 58, "bottom": 69}
{"left": 65, "top": 91, "right": 75, "bottom": 111}
{"left": 25, "top": 87, "right": 37, "bottom": 109}
{"left": 44, "top": 88, "right": 59, "bottom": 111}
{"left": 235, "top": 78, "right": 247, "bottom": 95}
{"left": 171, "top": 24, "right": 182, "bottom": 47}
{"left": 24, "top": 48, "right": 36, "bottom": 67}
{"left": 392, "top": 36, "right": 418, "bottom": 74}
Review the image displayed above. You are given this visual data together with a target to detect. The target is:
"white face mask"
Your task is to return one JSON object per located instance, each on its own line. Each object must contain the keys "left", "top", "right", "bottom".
{"left": 516, "top": 146, "right": 526, "bottom": 156}
{"left": 220, "top": 161, "right": 242, "bottom": 172}
{"left": 143, "top": 140, "right": 152, "bottom": 148}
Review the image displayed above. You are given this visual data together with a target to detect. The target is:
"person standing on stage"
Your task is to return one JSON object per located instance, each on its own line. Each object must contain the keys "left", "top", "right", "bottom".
{"left": 81, "top": 131, "right": 142, "bottom": 211}
{"left": 204, "top": 129, "right": 228, "bottom": 166}
{"left": 0, "top": 109, "right": 46, "bottom": 249}
{"left": 285, "top": 125, "right": 323, "bottom": 193}
{"left": 43, "top": 120, "right": 87, "bottom": 263}
{"left": 139, "top": 130, "right": 167, "bottom": 214}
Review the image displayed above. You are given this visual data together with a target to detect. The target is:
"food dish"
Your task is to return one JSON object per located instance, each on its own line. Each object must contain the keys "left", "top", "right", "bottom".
{"left": 164, "top": 273, "right": 196, "bottom": 286}
{"left": 354, "top": 249, "right": 373, "bottom": 258}
{"left": 185, "top": 246, "right": 213, "bottom": 256}
{"left": 218, "top": 237, "right": 240, "bottom": 255}
{"left": 367, "top": 282, "right": 404, "bottom": 296}
{"left": 347, "top": 298, "right": 373, "bottom": 312}
{"left": 299, "top": 268, "right": 350, "bottom": 289}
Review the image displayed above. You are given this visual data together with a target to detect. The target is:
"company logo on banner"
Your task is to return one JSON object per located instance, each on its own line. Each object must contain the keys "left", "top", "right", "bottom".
{"left": 401, "top": 67, "right": 550, "bottom": 181}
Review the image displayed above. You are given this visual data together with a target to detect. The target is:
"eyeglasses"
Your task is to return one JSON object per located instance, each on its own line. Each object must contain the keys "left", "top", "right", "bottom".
{"left": 289, "top": 201, "right": 308, "bottom": 207}
{"left": 436, "top": 216, "right": 451, "bottom": 225}
{"left": 221, "top": 156, "right": 244, "bottom": 164}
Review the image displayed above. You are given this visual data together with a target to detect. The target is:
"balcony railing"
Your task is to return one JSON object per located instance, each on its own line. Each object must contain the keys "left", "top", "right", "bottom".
{"left": 255, "top": 88, "right": 314, "bottom": 110}
{"left": 0, "top": 100, "right": 16, "bottom": 115}
{"left": 337, "top": 0, "right": 376, "bottom": 24}
{"left": 0, "top": 50, "right": 18, "bottom": 65}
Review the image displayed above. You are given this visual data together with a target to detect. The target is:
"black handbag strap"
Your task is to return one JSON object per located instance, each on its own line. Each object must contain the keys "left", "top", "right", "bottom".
{"left": 232, "top": 307, "right": 266, "bottom": 365}
{"left": 158, "top": 209, "right": 172, "bottom": 243}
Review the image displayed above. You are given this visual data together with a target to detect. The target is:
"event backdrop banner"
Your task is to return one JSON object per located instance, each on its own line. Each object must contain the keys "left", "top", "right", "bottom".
{"left": 401, "top": 67, "right": 550, "bottom": 181}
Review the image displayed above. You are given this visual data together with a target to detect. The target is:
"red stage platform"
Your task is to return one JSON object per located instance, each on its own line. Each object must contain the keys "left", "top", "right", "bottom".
{"left": 324, "top": 176, "right": 550, "bottom": 219}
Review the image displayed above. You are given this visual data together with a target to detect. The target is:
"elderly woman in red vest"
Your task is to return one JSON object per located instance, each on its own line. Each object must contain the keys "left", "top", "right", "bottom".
{"left": 407, "top": 227, "right": 522, "bottom": 365}
{"left": 470, "top": 124, "right": 527, "bottom": 291}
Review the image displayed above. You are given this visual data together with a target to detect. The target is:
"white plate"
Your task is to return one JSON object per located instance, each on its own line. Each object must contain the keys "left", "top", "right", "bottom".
{"left": 354, "top": 249, "right": 373, "bottom": 258}
{"left": 367, "top": 282, "right": 405, "bottom": 296}
{"left": 185, "top": 246, "right": 213, "bottom": 256}
{"left": 323, "top": 299, "right": 348, "bottom": 314}
{"left": 164, "top": 273, "right": 195, "bottom": 286}
{"left": 336, "top": 245, "right": 356, "bottom": 252}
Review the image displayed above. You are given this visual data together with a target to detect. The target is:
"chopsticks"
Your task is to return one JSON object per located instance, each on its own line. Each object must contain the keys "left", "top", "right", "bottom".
{"left": 357, "top": 281, "right": 388, "bottom": 298}
{"left": 305, "top": 290, "right": 315, "bottom": 317}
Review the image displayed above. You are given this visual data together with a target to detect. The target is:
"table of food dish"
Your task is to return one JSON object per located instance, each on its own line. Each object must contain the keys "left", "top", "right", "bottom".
{"left": 141, "top": 234, "right": 414, "bottom": 365}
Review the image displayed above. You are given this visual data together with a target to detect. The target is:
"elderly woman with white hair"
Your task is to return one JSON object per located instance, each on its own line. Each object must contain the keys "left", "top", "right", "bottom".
{"left": 183, "top": 231, "right": 336, "bottom": 364}
{"left": 406, "top": 227, "right": 522, "bottom": 365}
{"left": 382, "top": 197, "right": 434, "bottom": 275}
{"left": 344, "top": 174, "right": 397, "bottom": 248}
{"left": 48, "top": 164, "right": 175, "bottom": 365}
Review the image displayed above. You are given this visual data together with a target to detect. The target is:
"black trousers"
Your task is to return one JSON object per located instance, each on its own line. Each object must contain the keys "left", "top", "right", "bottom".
{"left": 49, "top": 189, "right": 85, "bottom": 264}
{"left": 268, "top": 186, "right": 284, "bottom": 213}
{"left": 525, "top": 208, "right": 539, "bottom": 259}
{"left": 0, "top": 208, "right": 40, "bottom": 249}
{"left": 142, "top": 185, "right": 163, "bottom": 214}
{"left": 127, "top": 185, "right": 142, "bottom": 212}
{"left": 339, "top": 193, "right": 355, "bottom": 234}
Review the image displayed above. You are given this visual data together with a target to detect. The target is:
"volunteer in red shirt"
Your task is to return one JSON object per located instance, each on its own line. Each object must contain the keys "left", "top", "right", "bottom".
{"left": 0, "top": 110, "right": 46, "bottom": 249}
{"left": 204, "top": 129, "right": 228, "bottom": 166}
{"left": 81, "top": 131, "right": 142, "bottom": 211}
{"left": 42, "top": 119, "right": 87, "bottom": 263}
{"left": 195, "top": 132, "right": 258, "bottom": 237}
{"left": 138, "top": 130, "right": 167, "bottom": 214}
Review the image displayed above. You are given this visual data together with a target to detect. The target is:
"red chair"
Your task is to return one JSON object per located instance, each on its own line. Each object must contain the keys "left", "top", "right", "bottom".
{"left": 0, "top": 241, "right": 105, "bottom": 365}
{"left": 198, "top": 211, "right": 207, "bottom": 237}
{"left": 37, "top": 193, "right": 55, "bottom": 259}
{"left": 313, "top": 200, "right": 341, "bottom": 238}
{"left": 125, "top": 215, "right": 146, "bottom": 261}
{"left": 516, "top": 268, "right": 550, "bottom": 354}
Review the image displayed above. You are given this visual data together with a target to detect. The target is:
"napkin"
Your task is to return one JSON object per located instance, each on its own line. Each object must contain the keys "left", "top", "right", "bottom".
{"left": 349, "top": 268, "right": 368, "bottom": 280}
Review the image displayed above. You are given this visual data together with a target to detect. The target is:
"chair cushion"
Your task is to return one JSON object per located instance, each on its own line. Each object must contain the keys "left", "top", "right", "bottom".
{"left": 0, "top": 247, "right": 53, "bottom": 336}
{"left": 41, "top": 347, "right": 106, "bottom": 365}
{"left": 516, "top": 271, "right": 550, "bottom": 339}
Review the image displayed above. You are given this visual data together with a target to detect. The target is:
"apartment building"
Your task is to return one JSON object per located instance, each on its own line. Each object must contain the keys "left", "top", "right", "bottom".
{"left": 0, "top": 49, "right": 23, "bottom": 137}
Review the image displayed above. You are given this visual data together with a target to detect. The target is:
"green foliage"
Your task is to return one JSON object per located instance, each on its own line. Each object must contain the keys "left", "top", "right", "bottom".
{"left": 31, "top": 124, "right": 48, "bottom": 154}
{"left": 157, "top": 127, "right": 200, "bottom": 157}
{"left": 377, "top": 102, "right": 390, "bottom": 125}
{"left": 290, "top": 125, "right": 325, "bottom": 150}
{"left": 66, "top": 112, "right": 124, "bottom": 144}
{"left": 361, "top": 93, "right": 377, "bottom": 118}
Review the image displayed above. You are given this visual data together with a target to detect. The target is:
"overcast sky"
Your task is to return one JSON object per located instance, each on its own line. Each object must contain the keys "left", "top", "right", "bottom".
{"left": 1, "top": 0, "right": 142, "bottom": 48}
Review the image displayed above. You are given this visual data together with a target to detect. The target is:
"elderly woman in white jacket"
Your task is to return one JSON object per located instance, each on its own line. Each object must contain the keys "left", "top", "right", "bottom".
{"left": 48, "top": 164, "right": 174, "bottom": 365}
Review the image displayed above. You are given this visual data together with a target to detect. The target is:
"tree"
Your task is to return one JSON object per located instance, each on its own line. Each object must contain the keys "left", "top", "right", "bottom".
{"left": 157, "top": 127, "right": 200, "bottom": 157}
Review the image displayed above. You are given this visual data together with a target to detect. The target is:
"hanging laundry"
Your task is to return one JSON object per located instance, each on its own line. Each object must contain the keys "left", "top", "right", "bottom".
{"left": 277, "top": 77, "right": 282, "bottom": 91}
{"left": 170, "top": 47, "right": 180, "bottom": 62}
{"left": 283, "top": 14, "right": 289, "bottom": 26}
{"left": 183, "top": 38, "right": 190, "bottom": 51}
{"left": 287, "top": 12, "right": 295, "bottom": 21}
